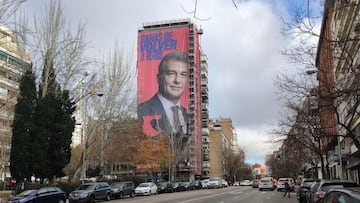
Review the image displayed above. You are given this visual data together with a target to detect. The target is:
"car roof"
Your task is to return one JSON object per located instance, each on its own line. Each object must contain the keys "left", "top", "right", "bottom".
{"left": 327, "top": 187, "right": 360, "bottom": 199}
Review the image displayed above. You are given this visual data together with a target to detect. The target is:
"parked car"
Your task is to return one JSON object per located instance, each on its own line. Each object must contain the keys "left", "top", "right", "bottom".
{"left": 207, "top": 177, "right": 223, "bottom": 189}
{"left": 200, "top": 179, "right": 209, "bottom": 188}
{"left": 157, "top": 182, "right": 173, "bottom": 193}
{"left": 308, "top": 179, "right": 359, "bottom": 203}
{"left": 110, "top": 181, "right": 135, "bottom": 199}
{"left": 321, "top": 187, "right": 360, "bottom": 203}
{"left": 68, "top": 182, "right": 111, "bottom": 203}
{"left": 7, "top": 186, "right": 66, "bottom": 203}
{"left": 172, "top": 182, "right": 182, "bottom": 192}
{"left": 277, "top": 177, "right": 295, "bottom": 192}
{"left": 221, "top": 179, "right": 229, "bottom": 187}
{"left": 259, "top": 178, "right": 275, "bottom": 191}
{"left": 297, "top": 178, "right": 320, "bottom": 203}
{"left": 240, "top": 180, "right": 251, "bottom": 186}
{"left": 180, "top": 182, "right": 191, "bottom": 191}
{"left": 252, "top": 179, "right": 260, "bottom": 188}
{"left": 135, "top": 182, "right": 158, "bottom": 196}
{"left": 306, "top": 180, "right": 321, "bottom": 203}
{"left": 190, "top": 180, "right": 202, "bottom": 190}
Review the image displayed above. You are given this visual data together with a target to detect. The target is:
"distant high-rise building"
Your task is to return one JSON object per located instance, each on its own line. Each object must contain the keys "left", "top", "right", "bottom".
{"left": 208, "top": 118, "right": 236, "bottom": 178}
{"left": 137, "top": 19, "right": 207, "bottom": 179}
{"left": 0, "top": 25, "right": 31, "bottom": 181}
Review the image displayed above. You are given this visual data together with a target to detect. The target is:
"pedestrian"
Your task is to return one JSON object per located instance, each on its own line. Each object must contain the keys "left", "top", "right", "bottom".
{"left": 283, "top": 179, "right": 291, "bottom": 198}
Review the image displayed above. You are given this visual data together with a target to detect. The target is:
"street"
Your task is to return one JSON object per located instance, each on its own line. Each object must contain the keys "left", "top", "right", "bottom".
{"left": 100, "top": 186, "right": 299, "bottom": 203}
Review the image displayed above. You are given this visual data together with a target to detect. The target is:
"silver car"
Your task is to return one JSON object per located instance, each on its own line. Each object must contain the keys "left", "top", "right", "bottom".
{"left": 259, "top": 178, "right": 275, "bottom": 191}
{"left": 207, "top": 177, "right": 222, "bottom": 189}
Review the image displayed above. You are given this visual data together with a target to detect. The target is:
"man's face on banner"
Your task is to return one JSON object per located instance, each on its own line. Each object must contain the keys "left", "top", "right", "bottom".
{"left": 157, "top": 60, "right": 188, "bottom": 104}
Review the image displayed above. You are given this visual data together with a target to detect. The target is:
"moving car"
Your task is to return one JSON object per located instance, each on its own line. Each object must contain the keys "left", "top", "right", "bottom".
{"left": 7, "top": 186, "right": 66, "bottom": 203}
{"left": 68, "top": 182, "right": 111, "bottom": 203}
{"left": 259, "top": 178, "right": 275, "bottom": 191}
{"left": 135, "top": 182, "right": 158, "bottom": 196}
{"left": 321, "top": 187, "right": 360, "bottom": 203}
{"left": 110, "top": 181, "right": 135, "bottom": 199}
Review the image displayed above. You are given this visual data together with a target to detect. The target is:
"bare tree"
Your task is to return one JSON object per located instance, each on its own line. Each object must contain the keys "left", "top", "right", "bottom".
{"left": 15, "top": 0, "right": 90, "bottom": 98}
{"left": 71, "top": 42, "right": 136, "bottom": 179}
{"left": 277, "top": 0, "right": 360, "bottom": 179}
{"left": 0, "top": 0, "right": 25, "bottom": 25}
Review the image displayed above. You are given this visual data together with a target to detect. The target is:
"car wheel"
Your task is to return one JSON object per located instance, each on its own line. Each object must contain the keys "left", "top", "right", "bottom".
{"left": 105, "top": 193, "right": 111, "bottom": 201}
{"left": 89, "top": 195, "right": 95, "bottom": 203}
{"left": 130, "top": 191, "right": 135, "bottom": 198}
{"left": 58, "top": 200, "right": 65, "bottom": 203}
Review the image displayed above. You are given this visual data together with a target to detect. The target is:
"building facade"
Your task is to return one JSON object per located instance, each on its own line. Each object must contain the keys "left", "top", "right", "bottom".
{"left": 208, "top": 118, "right": 236, "bottom": 178}
{"left": 137, "top": 19, "right": 208, "bottom": 180}
{"left": 0, "top": 25, "right": 31, "bottom": 181}
{"left": 316, "top": 0, "right": 360, "bottom": 182}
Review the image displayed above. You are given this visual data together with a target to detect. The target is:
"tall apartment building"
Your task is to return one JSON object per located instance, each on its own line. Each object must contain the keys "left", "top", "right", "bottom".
{"left": 316, "top": 0, "right": 360, "bottom": 182}
{"left": 137, "top": 19, "right": 208, "bottom": 180}
{"left": 208, "top": 118, "right": 236, "bottom": 178}
{"left": 0, "top": 25, "right": 31, "bottom": 180}
{"left": 200, "top": 51, "right": 210, "bottom": 176}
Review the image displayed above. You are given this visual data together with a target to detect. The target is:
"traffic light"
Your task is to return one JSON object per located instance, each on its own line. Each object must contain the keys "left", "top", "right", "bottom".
{"left": 277, "top": 154, "right": 281, "bottom": 160}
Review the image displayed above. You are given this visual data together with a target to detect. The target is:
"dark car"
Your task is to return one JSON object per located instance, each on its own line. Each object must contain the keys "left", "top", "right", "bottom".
{"left": 157, "top": 182, "right": 174, "bottom": 193}
{"left": 297, "top": 178, "right": 320, "bottom": 203}
{"left": 309, "top": 179, "right": 358, "bottom": 203}
{"left": 321, "top": 187, "right": 360, "bottom": 203}
{"left": 179, "top": 182, "right": 191, "bottom": 191}
{"left": 7, "top": 186, "right": 66, "bottom": 203}
{"left": 110, "top": 181, "right": 135, "bottom": 199}
{"left": 172, "top": 182, "right": 182, "bottom": 192}
{"left": 190, "top": 180, "right": 202, "bottom": 190}
{"left": 68, "top": 182, "right": 111, "bottom": 203}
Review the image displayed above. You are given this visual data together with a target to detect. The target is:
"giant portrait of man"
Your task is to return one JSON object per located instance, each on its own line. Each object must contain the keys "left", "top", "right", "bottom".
{"left": 138, "top": 51, "right": 189, "bottom": 136}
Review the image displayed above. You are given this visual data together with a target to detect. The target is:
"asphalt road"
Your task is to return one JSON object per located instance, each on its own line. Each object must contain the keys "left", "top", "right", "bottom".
{"left": 91, "top": 186, "right": 299, "bottom": 203}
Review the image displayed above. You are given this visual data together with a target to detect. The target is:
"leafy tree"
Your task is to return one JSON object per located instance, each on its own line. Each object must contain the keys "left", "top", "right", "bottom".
{"left": 10, "top": 70, "right": 36, "bottom": 182}
{"left": 133, "top": 135, "right": 171, "bottom": 179}
{"left": 47, "top": 90, "right": 75, "bottom": 178}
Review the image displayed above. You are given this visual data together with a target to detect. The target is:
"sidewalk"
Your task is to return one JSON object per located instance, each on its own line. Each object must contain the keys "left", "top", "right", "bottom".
{"left": 0, "top": 190, "right": 12, "bottom": 202}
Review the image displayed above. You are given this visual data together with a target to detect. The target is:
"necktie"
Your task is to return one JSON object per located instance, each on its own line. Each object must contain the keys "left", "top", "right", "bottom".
{"left": 171, "top": 106, "right": 182, "bottom": 133}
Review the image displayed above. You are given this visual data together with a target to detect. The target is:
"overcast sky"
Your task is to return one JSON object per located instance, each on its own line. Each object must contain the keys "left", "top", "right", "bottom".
{"left": 20, "top": 0, "right": 317, "bottom": 164}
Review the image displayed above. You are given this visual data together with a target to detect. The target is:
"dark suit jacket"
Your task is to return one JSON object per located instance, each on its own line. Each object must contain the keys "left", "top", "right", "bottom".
{"left": 138, "top": 95, "right": 188, "bottom": 136}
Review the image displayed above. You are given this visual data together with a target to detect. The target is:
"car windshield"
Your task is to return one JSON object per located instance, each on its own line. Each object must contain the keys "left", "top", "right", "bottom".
{"left": 322, "top": 182, "right": 359, "bottom": 192}
{"left": 261, "top": 180, "right": 270, "bottom": 183}
{"left": 17, "top": 190, "right": 37, "bottom": 196}
{"left": 209, "top": 178, "right": 219, "bottom": 181}
{"left": 138, "top": 183, "right": 149, "bottom": 187}
{"left": 111, "top": 182, "right": 124, "bottom": 187}
{"left": 78, "top": 184, "right": 95, "bottom": 190}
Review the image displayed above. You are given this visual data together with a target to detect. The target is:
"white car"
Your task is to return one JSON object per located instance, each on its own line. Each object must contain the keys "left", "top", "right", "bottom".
{"left": 200, "top": 179, "right": 209, "bottom": 188}
{"left": 240, "top": 180, "right": 251, "bottom": 186}
{"left": 259, "top": 178, "right": 275, "bottom": 191}
{"left": 221, "top": 179, "right": 229, "bottom": 187}
{"left": 207, "top": 177, "right": 222, "bottom": 189}
{"left": 135, "top": 182, "right": 158, "bottom": 196}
